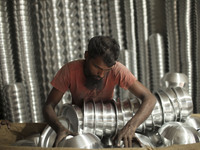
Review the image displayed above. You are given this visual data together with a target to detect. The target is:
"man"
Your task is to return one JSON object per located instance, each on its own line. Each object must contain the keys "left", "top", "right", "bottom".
{"left": 43, "top": 36, "right": 157, "bottom": 147}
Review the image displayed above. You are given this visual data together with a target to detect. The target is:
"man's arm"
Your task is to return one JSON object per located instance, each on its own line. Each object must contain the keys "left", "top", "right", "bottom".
{"left": 43, "top": 87, "right": 64, "bottom": 133}
{"left": 115, "top": 80, "right": 157, "bottom": 147}
{"left": 43, "top": 87, "right": 76, "bottom": 147}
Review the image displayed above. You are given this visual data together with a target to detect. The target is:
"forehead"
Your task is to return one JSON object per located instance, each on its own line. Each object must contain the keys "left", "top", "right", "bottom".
{"left": 90, "top": 56, "right": 112, "bottom": 70}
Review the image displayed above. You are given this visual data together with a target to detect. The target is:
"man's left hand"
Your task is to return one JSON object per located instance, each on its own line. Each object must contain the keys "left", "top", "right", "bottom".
{"left": 113, "top": 121, "right": 142, "bottom": 147}
{"left": 0, "top": 120, "right": 11, "bottom": 129}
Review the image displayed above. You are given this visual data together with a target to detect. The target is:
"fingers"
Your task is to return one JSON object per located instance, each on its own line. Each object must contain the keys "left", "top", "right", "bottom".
{"left": 53, "top": 134, "right": 67, "bottom": 147}
{"left": 68, "top": 130, "right": 78, "bottom": 136}
{"left": 128, "top": 136, "right": 132, "bottom": 147}
{"left": 53, "top": 129, "right": 78, "bottom": 147}
{"left": 123, "top": 137, "right": 128, "bottom": 148}
{"left": 0, "top": 120, "right": 11, "bottom": 129}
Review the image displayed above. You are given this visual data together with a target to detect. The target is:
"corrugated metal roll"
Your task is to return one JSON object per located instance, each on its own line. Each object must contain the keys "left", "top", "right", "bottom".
{"left": 135, "top": 0, "right": 150, "bottom": 89}
{"left": 149, "top": 33, "right": 165, "bottom": 92}
{"left": 13, "top": 0, "right": 43, "bottom": 122}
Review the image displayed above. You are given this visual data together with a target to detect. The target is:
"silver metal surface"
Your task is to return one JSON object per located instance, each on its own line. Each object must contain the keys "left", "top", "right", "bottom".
{"left": 103, "top": 101, "right": 116, "bottom": 136}
{"left": 3, "top": 83, "right": 31, "bottom": 122}
{"left": 149, "top": 33, "right": 165, "bottom": 92}
{"left": 156, "top": 90, "right": 175, "bottom": 123}
{"left": 162, "top": 88, "right": 180, "bottom": 121}
{"left": 161, "top": 72, "right": 189, "bottom": 89}
{"left": 39, "top": 117, "right": 72, "bottom": 148}
{"left": 13, "top": 139, "right": 38, "bottom": 147}
{"left": 172, "top": 87, "right": 193, "bottom": 121}
{"left": 158, "top": 122, "right": 200, "bottom": 146}
{"left": 59, "top": 104, "right": 81, "bottom": 133}
{"left": 94, "top": 101, "right": 104, "bottom": 138}
{"left": 58, "top": 133, "right": 103, "bottom": 149}
{"left": 83, "top": 101, "right": 95, "bottom": 134}
{"left": 184, "top": 115, "right": 200, "bottom": 131}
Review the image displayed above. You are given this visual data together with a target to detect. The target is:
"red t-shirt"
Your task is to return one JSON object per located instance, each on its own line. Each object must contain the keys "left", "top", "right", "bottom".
{"left": 51, "top": 60, "right": 137, "bottom": 107}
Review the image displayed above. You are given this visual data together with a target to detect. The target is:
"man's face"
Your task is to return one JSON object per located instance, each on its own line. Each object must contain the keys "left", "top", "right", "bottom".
{"left": 84, "top": 56, "right": 113, "bottom": 90}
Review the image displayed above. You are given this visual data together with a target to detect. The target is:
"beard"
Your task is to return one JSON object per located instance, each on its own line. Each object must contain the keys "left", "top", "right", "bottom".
{"left": 84, "top": 62, "right": 104, "bottom": 90}
{"left": 85, "top": 76, "right": 103, "bottom": 90}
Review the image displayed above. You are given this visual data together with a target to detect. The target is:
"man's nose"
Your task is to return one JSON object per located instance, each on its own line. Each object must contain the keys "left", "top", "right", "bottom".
{"left": 97, "top": 69, "right": 104, "bottom": 78}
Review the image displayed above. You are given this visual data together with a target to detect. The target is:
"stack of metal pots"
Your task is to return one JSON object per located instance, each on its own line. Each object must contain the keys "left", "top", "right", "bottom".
{"left": 59, "top": 89, "right": 192, "bottom": 139}
{"left": 83, "top": 99, "right": 137, "bottom": 139}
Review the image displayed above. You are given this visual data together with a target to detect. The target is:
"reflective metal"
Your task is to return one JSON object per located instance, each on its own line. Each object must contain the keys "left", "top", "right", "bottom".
{"left": 39, "top": 117, "right": 73, "bottom": 148}
{"left": 158, "top": 122, "right": 200, "bottom": 146}
{"left": 156, "top": 90, "right": 175, "bottom": 123}
{"left": 83, "top": 101, "right": 95, "bottom": 134}
{"left": 161, "top": 72, "right": 189, "bottom": 89}
{"left": 59, "top": 104, "right": 82, "bottom": 133}
{"left": 149, "top": 33, "right": 165, "bottom": 92}
{"left": 103, "top": 101, "right": 116, "bottom": 136}
{"left": 162, "top": 88, "right": 180, "bottom": 121}
{"left": 3, "top": 83, "right": 31, "bottom": 122}
{"left": 184, "top": 115, "right": 200, "bottom": 132}
{"left": 94, "top": 101, "right": 104, "bottom": 138}
{"left": 172, "top": 87, "right": 193, "bottom": 121}
{"left": 58, "top": 133, "right": 103, "bottom": 149}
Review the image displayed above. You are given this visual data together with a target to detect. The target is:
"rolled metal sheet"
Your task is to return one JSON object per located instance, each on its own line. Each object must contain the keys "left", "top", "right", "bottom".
{"left": 149, "top": 33, "right": 165, "bottom": 92}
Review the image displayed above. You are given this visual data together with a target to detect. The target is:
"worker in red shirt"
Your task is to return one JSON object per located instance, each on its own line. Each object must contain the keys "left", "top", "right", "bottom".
{"left": 43, "top": 36, "right": 157, "bottom": 147}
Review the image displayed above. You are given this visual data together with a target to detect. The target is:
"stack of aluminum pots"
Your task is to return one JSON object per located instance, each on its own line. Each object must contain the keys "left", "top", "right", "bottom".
{"left": 3, "top": 83, "right": 31, "bottom": 122}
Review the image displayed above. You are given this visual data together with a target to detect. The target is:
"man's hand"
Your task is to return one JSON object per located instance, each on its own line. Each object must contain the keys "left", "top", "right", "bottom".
{"left": 114, "top": 121, "right": 142, "bottom": 148}
{"left": 0, "top": 120, "right": 11, "bottom": 129}
{"left": 53, "top": 127, "right": 78, "bottom": 147}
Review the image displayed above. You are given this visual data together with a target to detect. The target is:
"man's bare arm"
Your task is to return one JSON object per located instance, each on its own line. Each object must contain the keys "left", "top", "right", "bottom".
{"left": 115, "top": 80, "right": 157, "bottom": 147}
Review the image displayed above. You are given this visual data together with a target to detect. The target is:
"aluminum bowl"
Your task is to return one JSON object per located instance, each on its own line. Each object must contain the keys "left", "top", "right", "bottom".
{"left": 13, "top": 139, "right": 38, "bottom": 147}
{"left": 156, "top": 90, "right": 175, "bottom": 123}
{"left": 161, "top": 72, "right": 189, "bottom": 89}
{"left": 58, "top": 133, "right": 103, "bottom": 149}
{"left": 59, "top": 104, "right": 82, "bottom": 133}
{"left": 158, "top": 122, "right": 200, "bottom": 146}
{"left": 172, "top": 87, "right": 193, "bottom": 121}
{"left": 83, "top": 101, "right": 95, "bottom": 134}
{"left": 184, "top": 115, "right": 200, "bottom": 132}
{"left": 94, "top": 100, "right": 104, "bottom": 138}
{"left": 162, "top": 88, "right": 180, "bottom": 121}
{"left": 39, "top": 117, "right": 73, "bottom": 147}
{"left": 102, "top": 101, "right": 116, "bottom": 136}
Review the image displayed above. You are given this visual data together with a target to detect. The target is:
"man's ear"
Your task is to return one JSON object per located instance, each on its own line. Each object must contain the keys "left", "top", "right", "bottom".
{"left": 84, "top": 51, "right": 88, "bottom": 59}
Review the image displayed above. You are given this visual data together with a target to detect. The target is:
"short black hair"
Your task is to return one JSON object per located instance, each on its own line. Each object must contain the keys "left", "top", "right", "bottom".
{"left": 88, "top": 36, "right": 120, "bottom": 67}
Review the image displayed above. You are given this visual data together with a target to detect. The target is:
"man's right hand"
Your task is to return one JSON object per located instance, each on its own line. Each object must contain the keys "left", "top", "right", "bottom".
{"left": 53, "top": 127, "right": 78, "bottom": 147}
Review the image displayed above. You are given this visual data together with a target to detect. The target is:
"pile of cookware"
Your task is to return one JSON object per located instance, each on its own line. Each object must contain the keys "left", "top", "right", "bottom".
{"left": 72, "top": 87, "right": 193, "bottom": 137}
{"left": 13, "top": 72, "right": 199, "bottom": 148}
{"left": 158, "top": 121, "right": 200, "bottom": 146}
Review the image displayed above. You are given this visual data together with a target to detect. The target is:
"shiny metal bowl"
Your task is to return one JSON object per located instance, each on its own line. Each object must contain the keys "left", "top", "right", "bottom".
{"left": 58, "top": 133, "right": 103, "bottom": 149}
{"left": 13, "top": 139, "right": 38, "bottom": 147}
{"left": 158, "top": 122, "right": 200, "bottom": 146}
{"left": 184, "top": 115, "right": 200, "bottom": 132}
{"left": 172, "top": 87, "right": 193, "bottom": 121}
{"left": 161, "top": 72, "right": 189, "bottom": 89}
{"left": 83, "top": 101, "right": 95, "bottom": 134}
{"left": 156, "top": 90, "right": 175, "bottom": 123}
{"left": 13, "top": 133, "right": 40, "bottom": 147}
{"left": 59, "top": 104, "right": 82, "bottom": 133}
{"left": 39, "top": 117, "right": 73, "bottom": 147}
{"left": 94, "top": 100, "right": 104, "bottom": 138}
{"left": 162, "top": 88, "right": 180, "bottom": 121}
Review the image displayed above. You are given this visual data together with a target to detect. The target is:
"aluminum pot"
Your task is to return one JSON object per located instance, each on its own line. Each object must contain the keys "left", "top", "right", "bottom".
{"left": 158, "top": 122, "right": 200, "bottom": 146}
{"left": 58, "top": 133, "right": 103, "bottom": 149}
